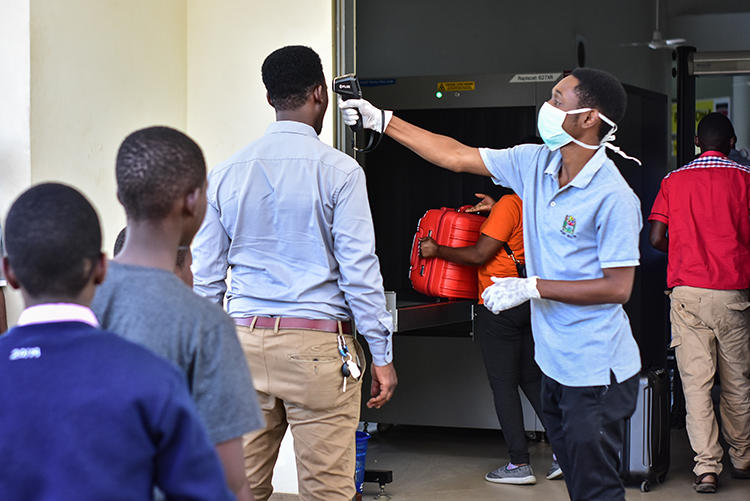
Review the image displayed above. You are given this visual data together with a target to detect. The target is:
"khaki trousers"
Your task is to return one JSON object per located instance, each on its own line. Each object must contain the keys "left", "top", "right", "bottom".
{"left": 237, "top": 323, "right": 364, "bottom": 501}
{"left": 670, "top": 286, "right": 750, "bottom": 476}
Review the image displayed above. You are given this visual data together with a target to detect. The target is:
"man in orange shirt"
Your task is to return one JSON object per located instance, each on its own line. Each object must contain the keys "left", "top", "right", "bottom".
{"left": 420, "top": 192, "right": 559, "bottom": 485}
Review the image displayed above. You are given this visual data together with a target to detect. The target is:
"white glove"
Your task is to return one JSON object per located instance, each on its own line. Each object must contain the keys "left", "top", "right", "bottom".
{"left": 481, "top": 276, "right": 541, "bottom": 313}
{"left": 338, "top": 97, "right": 393, "bottom": 132}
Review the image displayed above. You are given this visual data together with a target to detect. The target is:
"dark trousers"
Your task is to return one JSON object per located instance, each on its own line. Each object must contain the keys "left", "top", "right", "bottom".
{"left": 542, "top": 372, "right": 639, "bottom": 501}
{"left": 474, "top": 302, "right": 543, "bottom": 465}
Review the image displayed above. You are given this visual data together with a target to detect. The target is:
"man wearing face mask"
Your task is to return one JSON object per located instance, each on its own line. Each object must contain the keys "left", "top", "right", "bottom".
{"left": 340, "top": 68, "right": 642, "bottom": 501}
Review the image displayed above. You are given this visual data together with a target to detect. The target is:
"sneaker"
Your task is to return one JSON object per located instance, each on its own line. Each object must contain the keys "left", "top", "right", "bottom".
{"left": 546, "top": 457, "right": 563, "bottom": 480}
{"left": 485, "top": 463, "right": 537, "bottom": 485}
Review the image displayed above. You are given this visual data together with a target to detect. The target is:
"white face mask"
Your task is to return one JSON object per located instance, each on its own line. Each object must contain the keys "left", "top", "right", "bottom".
{"left": 537, "top": 102, "right": 641, "bottom": 165}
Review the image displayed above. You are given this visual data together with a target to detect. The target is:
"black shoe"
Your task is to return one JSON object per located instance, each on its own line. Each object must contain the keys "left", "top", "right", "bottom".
{"left": 731, "top": 466, "right": 750, "bottom": 479}
{"left": 693, "top": 472, "right": 718, "bottom": 494}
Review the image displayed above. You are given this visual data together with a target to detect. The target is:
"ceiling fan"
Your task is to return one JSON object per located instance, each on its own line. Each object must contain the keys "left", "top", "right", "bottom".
{"left": 620, "top": 0, "right": 686, "bottom": 50}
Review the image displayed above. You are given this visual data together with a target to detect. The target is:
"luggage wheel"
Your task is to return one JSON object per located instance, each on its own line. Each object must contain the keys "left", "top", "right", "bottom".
{"left": 640, "top": 480, "right": 650, "bottom": 492}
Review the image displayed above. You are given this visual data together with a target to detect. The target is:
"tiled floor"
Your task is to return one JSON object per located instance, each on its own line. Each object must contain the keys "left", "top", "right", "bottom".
{"left": 270, "top": 425, "right": 750, "bottom": 500}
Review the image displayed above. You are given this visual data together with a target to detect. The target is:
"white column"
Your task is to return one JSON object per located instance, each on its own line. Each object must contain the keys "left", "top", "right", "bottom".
{"left": 732, "top": 76, "right": 750, "bottom": 151}
{"left": 0, "top": 0, "right": 31, "bottom": 324}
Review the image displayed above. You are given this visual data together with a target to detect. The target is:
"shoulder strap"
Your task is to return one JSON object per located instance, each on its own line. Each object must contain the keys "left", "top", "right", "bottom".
{"left": 503, "top": 243, "right": 520, "bottom": 265}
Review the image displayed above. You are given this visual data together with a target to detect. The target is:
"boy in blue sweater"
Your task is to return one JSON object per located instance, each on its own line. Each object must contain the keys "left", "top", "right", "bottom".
{"left": 0, "top": 183, "right": 233, "bottom": 500}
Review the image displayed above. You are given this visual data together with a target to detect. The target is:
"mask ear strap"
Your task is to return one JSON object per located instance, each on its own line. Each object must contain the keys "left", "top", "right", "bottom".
{"left": 604, "top": 142, "right": 643, "bottom": 166}
{"left": 595, "top": 111, "right": 643, "bottom": 166}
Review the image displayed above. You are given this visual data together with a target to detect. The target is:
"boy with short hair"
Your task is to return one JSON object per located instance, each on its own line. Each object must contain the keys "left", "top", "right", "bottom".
{"left": 0, "top": 183, "right": 232, "bottom": 500}
{"left": 91, "top": 126, "right": 263, "bottom": 501}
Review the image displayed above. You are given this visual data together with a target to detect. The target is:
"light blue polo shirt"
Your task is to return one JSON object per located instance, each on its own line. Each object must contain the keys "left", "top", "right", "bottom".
{"left": 480, "top": 144, "right": 642, "bottom": 387}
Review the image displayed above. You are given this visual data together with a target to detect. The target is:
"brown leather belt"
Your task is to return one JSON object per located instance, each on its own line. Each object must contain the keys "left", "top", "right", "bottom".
{"left": 234, "top": 316, "right": 353, "bottom": 334}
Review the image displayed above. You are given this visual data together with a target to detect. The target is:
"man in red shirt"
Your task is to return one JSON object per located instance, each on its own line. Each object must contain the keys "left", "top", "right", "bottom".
{"left": 649, "top": 113, "right": 750, "bottom": 493}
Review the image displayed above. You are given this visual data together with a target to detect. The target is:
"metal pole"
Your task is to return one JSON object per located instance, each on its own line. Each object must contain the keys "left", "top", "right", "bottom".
{"left": 676, "top": 46, "right": 696, "bottom": 169}
{"left": 333, "top": 0, "right": 356, "bottom": 157}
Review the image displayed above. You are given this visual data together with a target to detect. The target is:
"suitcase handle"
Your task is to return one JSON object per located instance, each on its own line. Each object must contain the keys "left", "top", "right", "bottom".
{"left": 457, "top": 205, "right": 473, "bottom": 213}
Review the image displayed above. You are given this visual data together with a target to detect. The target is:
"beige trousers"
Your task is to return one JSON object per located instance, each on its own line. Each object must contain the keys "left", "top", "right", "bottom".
{"left": 237, "top": 323, "right": 364, "bottom": 501}
{"left": 670, "top": 286, "right": 750, "bottom": 476}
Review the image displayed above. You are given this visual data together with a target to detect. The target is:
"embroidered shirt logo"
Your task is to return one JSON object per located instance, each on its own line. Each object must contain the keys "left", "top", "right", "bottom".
{"left": 561, "top": 215, "right": 577, "bottom": 237}
{"left": 9, "top": 347, "right": 41, "bottom": 360}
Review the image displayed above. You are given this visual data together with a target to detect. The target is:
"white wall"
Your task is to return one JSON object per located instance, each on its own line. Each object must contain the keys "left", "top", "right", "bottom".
{"left": 1, "top": 0, "right": 187, "bottom": 326}
{"left": 30, "top": 0, "right": 188, "bottom": 251}
{"left": 0, "top": 0, "right": 32, "bottom": 325}
{"left": 186, "top": 0, "right": 334, "bottom": 168}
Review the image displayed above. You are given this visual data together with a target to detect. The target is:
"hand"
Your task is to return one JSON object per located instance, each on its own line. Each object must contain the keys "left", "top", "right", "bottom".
{"left": 367, "top": 362, "right": 397, "bottom": 409}
{"left": 465, "top": 192, "right": 496, "bottom": 213}
{"left": 481, "top": 276, "right": 541, "bottom": 313}
{"left": 418, "top": 237, "right": 438, "bottom": 258}
{"left": 338, "top": 97, "right": 394, "bottom": 132}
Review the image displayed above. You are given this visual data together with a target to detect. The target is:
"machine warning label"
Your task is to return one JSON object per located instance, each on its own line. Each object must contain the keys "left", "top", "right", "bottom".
{"left": 510, "top": 73, "right": 562, "bottom": 83}
{"left": 436, "top": 81, "right": 475, "bottom": 92}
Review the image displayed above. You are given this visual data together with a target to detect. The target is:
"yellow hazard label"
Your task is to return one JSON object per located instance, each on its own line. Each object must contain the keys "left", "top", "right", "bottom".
{"left": 436, "top": 81, "right": 475, "bottom": 92}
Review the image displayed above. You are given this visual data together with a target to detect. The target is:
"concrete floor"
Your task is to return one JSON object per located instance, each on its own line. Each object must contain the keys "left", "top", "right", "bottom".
{"left": 270, "top": 425, "right": 750, "bottom": 500}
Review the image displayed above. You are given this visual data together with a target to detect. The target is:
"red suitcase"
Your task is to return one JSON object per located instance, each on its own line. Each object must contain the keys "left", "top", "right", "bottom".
{"left": 409, "top": 205, "right": 487, "bottom": 299}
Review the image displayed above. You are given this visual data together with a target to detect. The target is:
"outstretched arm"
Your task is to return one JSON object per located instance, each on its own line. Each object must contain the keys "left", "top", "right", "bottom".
{"left": 339, "top": 99, "right": 490, "bottom": 176}
{"left": 386, "top": 116, "right": 490, "bottom": 175}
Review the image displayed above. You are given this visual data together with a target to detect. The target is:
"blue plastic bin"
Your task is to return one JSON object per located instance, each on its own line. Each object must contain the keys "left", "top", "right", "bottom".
{"left": 355, "top": 431, "right": 370, "bottom": 493}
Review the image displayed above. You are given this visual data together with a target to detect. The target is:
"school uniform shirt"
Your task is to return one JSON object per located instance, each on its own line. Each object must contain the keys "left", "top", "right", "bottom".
{"left": 0, "top": 303, "right": 232, "bottom": 500}
{"left": 477, "top": 193, "right": 525, "bottom": 302}
{"left": 480, "top": 144, "right": 643, "bottom": 387}
{"left": 192, "top": 120, "right": 393, "bottom": 366}
{"left": 648, "top": 151, "right": 750, "bottom": 290}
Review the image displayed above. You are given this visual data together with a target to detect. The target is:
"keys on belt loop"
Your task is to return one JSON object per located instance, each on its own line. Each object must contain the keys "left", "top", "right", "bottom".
{"left": 338, "top": 334, "right": 362, "bottom": 393}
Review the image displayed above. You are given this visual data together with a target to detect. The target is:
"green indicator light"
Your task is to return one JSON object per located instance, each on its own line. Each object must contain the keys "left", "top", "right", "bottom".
{"left": 436, "top": 91, "right": 443, "bottom": 99}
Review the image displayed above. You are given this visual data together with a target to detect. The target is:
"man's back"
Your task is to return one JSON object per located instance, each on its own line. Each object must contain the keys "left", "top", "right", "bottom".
{"left": 650, "top": 153, "right": 750, "bottom": 289}
{"left": 193, "top": 120, "right": 392, "bottom": 346}
{"left": 91, "top": 261, "right": 264, "bottom": 444}
{"left": 0, "top": 321, "right": 231, "bottom": 500}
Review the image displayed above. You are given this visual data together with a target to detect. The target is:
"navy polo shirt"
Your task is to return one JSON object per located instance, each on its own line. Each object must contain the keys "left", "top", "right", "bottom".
{"left": 480, "top": 144, "right": 642, "bottom": 386}
{"left": 0, "top": 321, "right": 233, "bottom": 500}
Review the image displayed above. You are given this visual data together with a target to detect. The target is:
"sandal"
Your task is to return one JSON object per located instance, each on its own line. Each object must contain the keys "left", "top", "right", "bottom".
{"left": 693, "top": 472, "right": 718, "bottom": 494}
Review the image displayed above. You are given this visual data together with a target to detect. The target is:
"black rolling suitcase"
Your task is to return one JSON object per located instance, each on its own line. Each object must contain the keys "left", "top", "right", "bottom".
{"left": 620, "top": 369, "right": 670, "bottom": 492}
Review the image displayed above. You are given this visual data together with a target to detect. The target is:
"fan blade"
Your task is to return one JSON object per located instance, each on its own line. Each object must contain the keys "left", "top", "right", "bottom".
{"left": 618, "top": 41, "right": 650, "bottom": 47}
{"left": 664, "top": 38, "right": 687, "bottom": 46}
